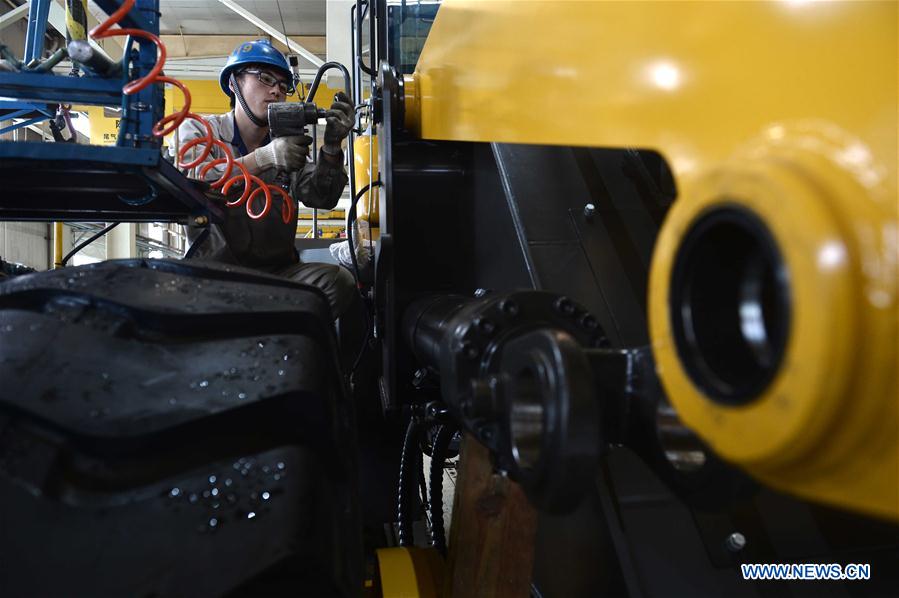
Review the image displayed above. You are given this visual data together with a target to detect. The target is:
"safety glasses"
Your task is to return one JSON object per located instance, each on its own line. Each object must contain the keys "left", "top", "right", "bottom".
{"left": 240, "top": 69, "right": 294, "bottom": 96}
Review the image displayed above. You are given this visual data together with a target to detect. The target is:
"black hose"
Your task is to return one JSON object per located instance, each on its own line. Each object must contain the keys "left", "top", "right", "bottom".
{"left": 347, "top": 181, "right": 383, "bottom": 382}
{"left": 60, "top": 222, "right": 120, "bottom": 267}
{"left": 396, "top": 417, "right": 422, "bottom": 546}
{"left": 428, "top": 424, "right": 457, "bottom": 555}
{"left": 346, "top": 181, "right": 379, "bottom": 287}
{"left": 419, "top": 457, "right": 429, "bottom": 511}
{"left": 370, "top": 0, "right": 379, "bottom": 75}
{"left": 355, "top": 1, "right": 374, "bottom": 77}
{"left": 304, "top": 61, "right": 357, "bottom": 256}
{"left": 304, "top": 61, "right": 353, "bottom": 108}
{"left": 183, "top": 228, "right": 210, "bottom": 259}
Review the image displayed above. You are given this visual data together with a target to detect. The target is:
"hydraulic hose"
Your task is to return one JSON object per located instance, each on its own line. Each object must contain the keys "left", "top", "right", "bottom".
{"left": 347, "top": 181, "right": 382, "bottom": 385}
{"left": 60, "top": 222, "right": 119, "bottom": 266}
{"left": 396, "top": 417, "right": 422, "bottom": 547}
{"left": 304, "top": 61, "right": 357, "bottom": 217}
{"left": 428, "top": 424, "right": 457, "bottom": 555}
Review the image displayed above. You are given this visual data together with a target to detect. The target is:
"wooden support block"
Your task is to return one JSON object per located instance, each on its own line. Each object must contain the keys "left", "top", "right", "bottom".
{"left": 444, "top": 435, "right": 538, "bottom": 598}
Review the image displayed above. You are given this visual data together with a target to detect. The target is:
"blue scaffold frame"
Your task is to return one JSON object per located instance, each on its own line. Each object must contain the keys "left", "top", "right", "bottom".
{"left": 0, "top": 0, "right": 222, "bottom": 224}
{"left": 1, "top": 0, "right": 54, "bottom": 135}
{"left": 0, "top": 101, "right": 54, "bottom": 136}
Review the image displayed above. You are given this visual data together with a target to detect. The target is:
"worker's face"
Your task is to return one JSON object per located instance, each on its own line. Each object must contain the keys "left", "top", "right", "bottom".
{"left": 233, "top": 66, "right": 289, "bottom": 123}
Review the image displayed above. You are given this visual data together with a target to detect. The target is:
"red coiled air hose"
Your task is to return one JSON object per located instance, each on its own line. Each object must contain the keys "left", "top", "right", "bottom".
{"left": 90, "top": 0, "right": 294, "bottom": 223}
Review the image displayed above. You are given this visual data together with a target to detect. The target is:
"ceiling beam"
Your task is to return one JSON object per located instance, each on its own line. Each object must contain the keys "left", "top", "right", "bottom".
{"left": 0, "top": 3, "right": 29, "bottom": 31}
{"left": 160, "top": 34, "right": 325, "bottom": 60}
{"left": 161, "top": 57, "right": 319, "bottom": 81}
{"left": 46, "top": 0, "right": 118, "bottom": 60}
{"left": 0, "top": 2, "right": 114, "bottom": 58}
{"left": 216, "top": 0, "right": 324, "bottom": 68}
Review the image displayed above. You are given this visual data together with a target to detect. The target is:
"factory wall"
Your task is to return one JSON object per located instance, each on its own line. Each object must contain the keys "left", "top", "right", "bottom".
{"left": 0, "top": 222, "right": 50, "bottom": 270}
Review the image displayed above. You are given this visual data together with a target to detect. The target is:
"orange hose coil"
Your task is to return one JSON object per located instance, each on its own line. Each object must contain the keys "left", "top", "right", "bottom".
{"left": 90, "top": 0, "right": 294, "bottom": 223}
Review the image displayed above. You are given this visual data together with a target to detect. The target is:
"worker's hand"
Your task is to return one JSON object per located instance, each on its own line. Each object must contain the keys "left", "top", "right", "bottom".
{"left": 323, "top": 91, "right": 354, "bottom": 153}
{"left": 255, "top": 135, "right": 312, "bottom": 172}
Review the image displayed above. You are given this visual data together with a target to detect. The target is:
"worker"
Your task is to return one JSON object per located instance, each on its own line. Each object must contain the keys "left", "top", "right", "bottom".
{"left": 174, "top": 39, "right": 356, "bottom": 318}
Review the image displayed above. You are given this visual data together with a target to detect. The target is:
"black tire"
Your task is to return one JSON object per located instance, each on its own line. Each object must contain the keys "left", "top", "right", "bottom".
{"left": 0, "top": 259, "right": 361, "bottom": 596}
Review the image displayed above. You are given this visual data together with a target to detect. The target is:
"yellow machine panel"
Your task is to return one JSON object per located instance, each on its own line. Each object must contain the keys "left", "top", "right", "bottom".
{"left": 402, "top": 0, "right": 898, "bottom": 520}
{"left": 407, "top": 1, "right": 895, "bottom": 199}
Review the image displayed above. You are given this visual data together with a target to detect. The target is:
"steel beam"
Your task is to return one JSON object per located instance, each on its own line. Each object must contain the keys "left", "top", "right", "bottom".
{"left": 0, "top": 3, "right": 29, "bottom": 31}
{"left": 216, "top": 0, "right": 324, "bottom": 68}
{"left": 0, "top": 71, "right": 123, "bottom": 105}
{"left": 0, "top": 114, "right": 51, "bottom": 135}
{"left": 0, "top": 100, "right": 53, "bottom": 114}
{"left": 0, "top": 109, "right": 34, "bottom": 121}
{"left": 24, "top": 0, "right": 51, "bottom": 63}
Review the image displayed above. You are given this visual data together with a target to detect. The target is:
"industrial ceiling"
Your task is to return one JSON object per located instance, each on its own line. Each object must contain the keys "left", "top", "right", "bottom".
{"left": 159, "top": 0, "right": 326, "bottom": 36}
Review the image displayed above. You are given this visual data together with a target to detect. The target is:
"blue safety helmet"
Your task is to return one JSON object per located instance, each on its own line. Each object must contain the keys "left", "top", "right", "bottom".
{"left": 219, "top": 39, "right": 294, "bottom": 95}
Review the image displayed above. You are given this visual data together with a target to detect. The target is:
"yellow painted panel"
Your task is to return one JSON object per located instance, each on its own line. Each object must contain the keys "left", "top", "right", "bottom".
{"left": 305, "top": 81, "right": 347, "bottom": 110}
{"left": 412, "top": 0, "right": 898, "bottom": 520}
{"left": 376, "top": 547, "right": 442, "bottom": 598}
{"left": 412, "top": 0, "right": 896, "bottom": 200}
{"left": 164, "top": 79, "right": 230, "bottom": 117}
{"left": 160, "top": 79, "right": 347, "bottom": 116}
{"left": 84, "top": 105, "right": 122, "bottom": 146}
{"left": 353, "top": 134, "right": 379, "bottom": 225}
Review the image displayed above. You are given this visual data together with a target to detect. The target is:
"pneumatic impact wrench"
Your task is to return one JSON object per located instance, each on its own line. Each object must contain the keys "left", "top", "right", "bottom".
{"left": 267, "top": 101, "right": 328, "bottom": 189}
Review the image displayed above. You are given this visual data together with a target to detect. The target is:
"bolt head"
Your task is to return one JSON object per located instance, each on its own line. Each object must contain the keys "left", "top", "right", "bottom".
{"left": 193, "top": 215, "right": 208, "bottom": 226}
{"left": 555, "top": 296, "right": 576, "bottom": 315}
{"left": 475, "top": 318, "right": 495, "bottom": 335}
{"left": 499, "top": 299, "right": 519, "bottom": 317}
{"left": 725, "top": 532, "right": 747, "bottom": 552}
{"left": 412, "top": 368, "right": 427, "bottom": 388}
{"left": 584, "top": 203, "right": 596, "bottom": 218}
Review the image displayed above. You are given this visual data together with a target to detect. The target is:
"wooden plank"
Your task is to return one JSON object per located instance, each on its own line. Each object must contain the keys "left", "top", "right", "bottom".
{"left": 444, "top": 435, "right": 538, "bottom": 597}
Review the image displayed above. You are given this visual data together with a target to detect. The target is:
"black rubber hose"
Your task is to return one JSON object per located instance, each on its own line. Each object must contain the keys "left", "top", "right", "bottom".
{"left": 183, "top": 228, "right": 210, "bottom": 260}
{"left": 419, "top": 457, "right": 429, "bottom": 511}
{"left": 304, "top": 61, "right": 357, "bottom": 258}
{"left": 346, "top": 182, "right": 370, "bottom": 287}
{"left": 428, "top": 424, "right": 457, "bottom": 555}
{"left": 347, "top": 182, "right": 381, "bottom": 381}
{"left": 60, "top": 222, "right": 120, "bottom": 267}
{"left": 396, "top": 417, "right": 422, "bottom": 546}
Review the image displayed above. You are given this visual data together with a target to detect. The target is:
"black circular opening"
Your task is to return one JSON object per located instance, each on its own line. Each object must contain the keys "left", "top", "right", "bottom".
{"left": 669, "top": 206, "right": 790, "bottom": 405}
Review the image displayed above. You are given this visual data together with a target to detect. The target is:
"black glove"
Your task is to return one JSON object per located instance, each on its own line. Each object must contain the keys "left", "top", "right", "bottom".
{"left": 323, "top": 91, "right": 354, "bottom": 152}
